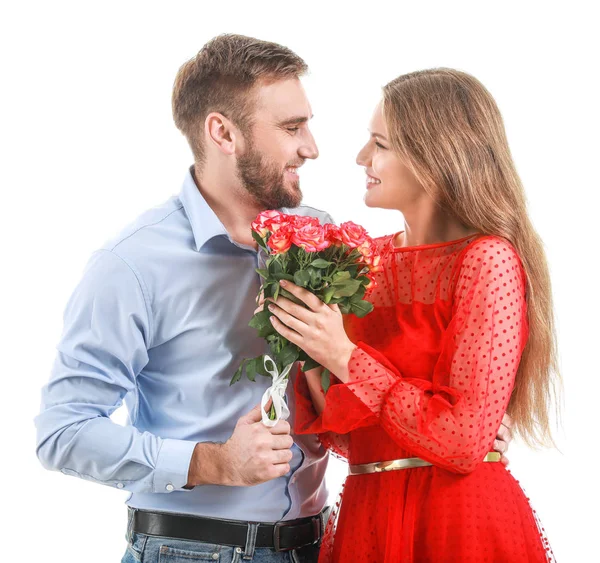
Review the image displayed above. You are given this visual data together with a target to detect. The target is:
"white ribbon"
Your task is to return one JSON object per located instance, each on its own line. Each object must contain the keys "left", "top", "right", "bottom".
{"left": 260, "top": 355, "right": 293, "bottom": 427}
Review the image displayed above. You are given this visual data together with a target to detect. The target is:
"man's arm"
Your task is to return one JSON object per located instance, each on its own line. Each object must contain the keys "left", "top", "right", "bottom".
{"left": 36, "top": 250, "right": 293, "bottom": 493}
{"left": 35, "top": 250, "right": 198, "bottom": 493}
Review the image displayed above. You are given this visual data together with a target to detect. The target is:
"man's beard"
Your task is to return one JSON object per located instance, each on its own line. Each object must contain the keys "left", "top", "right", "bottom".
{"left": 237, "top": 146, "right": 303, "bottom": 209}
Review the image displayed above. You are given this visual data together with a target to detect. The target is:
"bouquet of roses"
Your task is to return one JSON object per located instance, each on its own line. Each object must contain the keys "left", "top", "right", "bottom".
{"left": 230, "top": 210, "right": 383, "bottom": 425}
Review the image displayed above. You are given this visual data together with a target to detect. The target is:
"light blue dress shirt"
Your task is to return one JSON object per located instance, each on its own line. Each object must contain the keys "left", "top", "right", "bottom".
{"left": 35, "top": 169, "right": 331, "bottom": 522}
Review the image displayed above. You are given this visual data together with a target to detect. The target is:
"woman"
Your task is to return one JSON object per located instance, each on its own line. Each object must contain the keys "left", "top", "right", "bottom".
{"left": 266, "top": 69, "right": 558, "bottom": 561}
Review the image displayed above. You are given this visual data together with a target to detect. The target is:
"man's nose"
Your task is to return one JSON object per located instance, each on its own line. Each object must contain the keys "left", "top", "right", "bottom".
{"left": 299, "top": 129, "right": 319, "bottom": 160}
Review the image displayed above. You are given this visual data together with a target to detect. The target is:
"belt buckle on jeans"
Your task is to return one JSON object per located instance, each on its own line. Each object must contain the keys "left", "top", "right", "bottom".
{"left": 273, "top": 523, "right": 289, "bottom": 552}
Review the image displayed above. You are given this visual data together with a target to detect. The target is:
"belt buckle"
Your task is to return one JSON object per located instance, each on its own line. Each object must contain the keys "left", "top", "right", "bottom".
{"left": 273, "top": 523, "right": 289, "bottom": 553}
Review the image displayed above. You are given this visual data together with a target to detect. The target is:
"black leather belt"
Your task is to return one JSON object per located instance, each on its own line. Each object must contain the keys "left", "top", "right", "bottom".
{"left": 129, "top": 507, "right": 327, "bottom": 552}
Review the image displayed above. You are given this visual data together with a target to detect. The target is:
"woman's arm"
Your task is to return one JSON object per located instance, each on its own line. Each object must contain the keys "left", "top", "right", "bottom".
{"left": 303, "top": 367, "right": 326, "bottom": 415}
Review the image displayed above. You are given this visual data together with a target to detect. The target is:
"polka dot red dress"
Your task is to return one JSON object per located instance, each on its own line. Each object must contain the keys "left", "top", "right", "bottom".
{"left": 294, "top": 233, "right": 554, "bottom": 562}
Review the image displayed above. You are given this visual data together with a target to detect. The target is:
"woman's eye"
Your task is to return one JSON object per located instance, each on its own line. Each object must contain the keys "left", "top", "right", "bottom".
{"left": 375, "top": 141, "right": 386, "bottom": 149}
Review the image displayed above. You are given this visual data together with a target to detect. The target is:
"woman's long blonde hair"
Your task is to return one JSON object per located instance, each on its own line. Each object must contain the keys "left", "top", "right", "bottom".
{"left": 382, "top": 68, "right": 560, "bottom": 447}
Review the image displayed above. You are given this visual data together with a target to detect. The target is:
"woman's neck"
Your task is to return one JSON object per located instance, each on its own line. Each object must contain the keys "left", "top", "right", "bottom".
{"left": 396, "top": 203, "right": 479, "bottom": 248}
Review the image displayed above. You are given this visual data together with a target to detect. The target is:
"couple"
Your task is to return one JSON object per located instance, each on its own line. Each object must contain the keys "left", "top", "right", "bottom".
{"left": 35, "top": 34, "right": 557, "bottom": 562}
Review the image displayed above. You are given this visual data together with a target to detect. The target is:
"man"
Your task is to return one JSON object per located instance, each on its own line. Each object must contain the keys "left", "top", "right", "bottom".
{"left": 36, "top": 35, "right": 511, "bottom": 563}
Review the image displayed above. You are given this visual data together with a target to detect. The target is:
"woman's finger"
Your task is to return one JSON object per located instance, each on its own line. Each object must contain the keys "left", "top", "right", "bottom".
{"left": 268, "top": 302, "right": 308, "bottom": 335}
{"left": 270, "top": 315, "right": 303, "bottom": 347}
{"left": 279, "top": 280, "right": 324, "bottom": 312}
{"left": 268, "top": 296, "right": 313, "bottom": 325}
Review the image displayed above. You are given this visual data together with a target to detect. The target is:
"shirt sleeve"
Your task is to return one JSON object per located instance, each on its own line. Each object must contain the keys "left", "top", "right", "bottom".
{"left": 295, "top": 238, "right": 528, "bottom": 474}
{"left": 35, "top": 249, "right": 197, "bottom": 493}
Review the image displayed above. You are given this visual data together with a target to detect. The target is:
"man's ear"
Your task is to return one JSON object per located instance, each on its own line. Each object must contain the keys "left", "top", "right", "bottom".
{"left": 205, "top": 112, "right": 239, "bottom": 156}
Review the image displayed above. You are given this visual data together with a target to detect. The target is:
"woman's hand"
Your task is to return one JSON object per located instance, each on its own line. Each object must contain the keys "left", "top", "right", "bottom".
{"left": 266, "top": 281, "right": 355, "bottom": 381}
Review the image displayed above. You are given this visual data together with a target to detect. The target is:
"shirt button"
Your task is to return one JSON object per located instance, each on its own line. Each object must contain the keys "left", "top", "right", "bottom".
{"left": 116, "top": 483, "right": 124, "bottom": 489}
{"left": 166, "top": 483, "right": 174, "bottom": 492}
{"left": 212, "top": 553, "right": 220, "bottom": 560}
{"left": 235, "top": 548, "right": 242, "bottom": 554}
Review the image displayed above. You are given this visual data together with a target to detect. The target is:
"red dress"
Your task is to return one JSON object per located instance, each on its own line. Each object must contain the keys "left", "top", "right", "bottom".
{"left": 294, "top": 234, "right": 554, "bottom": 562}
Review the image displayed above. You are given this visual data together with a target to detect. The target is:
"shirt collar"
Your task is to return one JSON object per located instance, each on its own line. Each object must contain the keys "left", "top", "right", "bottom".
{"left": 179, "top": 167, "right": 228, "bottom": 251}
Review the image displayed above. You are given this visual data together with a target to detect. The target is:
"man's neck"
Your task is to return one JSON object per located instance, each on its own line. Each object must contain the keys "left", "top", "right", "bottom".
{"left": 193, "top": 163, "right": 262, "bottom": 249}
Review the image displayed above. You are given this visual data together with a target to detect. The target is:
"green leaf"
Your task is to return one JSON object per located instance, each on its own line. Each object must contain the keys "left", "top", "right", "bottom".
{"left": 268, "top": 258, "right": 283, "bottom": 275}
{"left": 245, "top": 357, "right": 257, "bottom": 382}
{"left": 308, "top": 267, "right": 322, "bottom": 289}
{"left": 357, "top": 275, "right": 370, "bottom": 285}
{"left": 294, "top": 269, "right": 311, "bottom": 287}
{"left": 279, "top": 343, "right": 300, "bottom": 368}
{"left": 346, "top": 265, "right": 358, "bottom": 277}
{"left": 249, "top": 309, "right": 271, "bottom": 331}
{"left": 351, "top": 300, "right": 374, "bottom": 318}
{"left": 252, "top": 355, "right": 270, "bottom": 378}
{"left": 273, "top": 272, "right": 295, "bottom": 282}
{"left": 322, "top": 286, "right": 336, "bottom": 304}
{"left": 279, "top": 288, "right": 306, "bottom": 306}
{"left": 273, "top": 282, "right": 281, "bottom": 302}
{"left": 301, "top": 356, "right": 321, "bottom": 372}
{"left": 339, "top": 303, "right": 351, "bottom": 315}
{"left": 249, "top": 309, "right": 276, "bottom": 338}
{"left": 252, "top": 229, "right": 268, "bottom": 250}
{"left": 331, "top": 271, "right": 351, "bottom": 285}
{"left": 350, "top": 286, "right": 367, "bottom": 302}
{"left": 230, "top": 361, "right": 246, "bottom": 385}
{"left": 332, "top": 279, "right": 362, "bottom": 298}
{"left": 310, "top": 258, "right": 333, "bottom": 269}
{"left": 321, "top": 368, "right": 331, "bottom": 394}
{"left": 255, "top": 268, "right": 269, "bottom": 279}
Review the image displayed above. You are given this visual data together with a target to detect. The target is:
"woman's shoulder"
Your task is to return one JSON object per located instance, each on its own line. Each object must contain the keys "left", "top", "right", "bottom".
{"left": 457, "top": 235, "right": 525, "bottom": 287}
{"left": 461, "top": 234, "right": 521, "bottom": 263}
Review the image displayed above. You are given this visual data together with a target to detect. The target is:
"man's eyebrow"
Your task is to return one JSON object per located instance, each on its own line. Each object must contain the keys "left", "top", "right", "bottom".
{"left": 278, "top": 115, "right": 313, "bottom": 127}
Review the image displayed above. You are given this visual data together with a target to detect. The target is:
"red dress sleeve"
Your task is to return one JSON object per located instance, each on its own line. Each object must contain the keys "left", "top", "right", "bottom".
{"left": 295, "top": 237, "right": 529, "bottom": 473}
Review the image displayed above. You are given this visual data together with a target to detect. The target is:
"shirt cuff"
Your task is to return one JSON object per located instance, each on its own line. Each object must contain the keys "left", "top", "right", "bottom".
{"left": 153, "top": 438, "right": 197, "bottom": 493}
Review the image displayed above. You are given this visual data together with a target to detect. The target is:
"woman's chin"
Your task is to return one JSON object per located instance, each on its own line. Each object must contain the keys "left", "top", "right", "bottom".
{"left": 364, "top": 191, "right": 382, "bottom": 209}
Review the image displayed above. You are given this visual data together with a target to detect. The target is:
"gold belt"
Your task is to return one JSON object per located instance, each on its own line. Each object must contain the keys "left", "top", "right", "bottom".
{"left": 348, "top": 452, "right": 501, "bottom": 476}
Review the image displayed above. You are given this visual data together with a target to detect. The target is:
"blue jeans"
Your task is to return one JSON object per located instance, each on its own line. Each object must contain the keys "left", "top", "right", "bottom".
{"left": 121, "top": 531, "right": 320, "bottom": 563}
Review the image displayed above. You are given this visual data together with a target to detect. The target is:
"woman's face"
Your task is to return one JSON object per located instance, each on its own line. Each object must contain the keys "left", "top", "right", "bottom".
{"left": 356, "top": 101, "right": 426, "bottom": 211}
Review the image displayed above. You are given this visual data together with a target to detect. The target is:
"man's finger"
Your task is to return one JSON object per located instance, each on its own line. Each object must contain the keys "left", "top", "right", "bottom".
{"left": 497, "top": 423, "right": 513, "bottom": 443}
{"left": 493, "top": 439, "right": 507, "bottom": 454}
{"left": 269, "top": 419, "right": 291, "bottom": 435}
{"left": 245, "top": 404, "right": 264, "bottom": 423}
{"left": 271, "top": 435, "right": 294, "bottom": 450}
{"left": 500, "top": 412, "right": 513, "bottom": 430}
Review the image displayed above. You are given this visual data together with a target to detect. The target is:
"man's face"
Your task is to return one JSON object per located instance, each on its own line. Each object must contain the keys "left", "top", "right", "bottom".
{"left": 236, "top": 78, "right": 318, "bottom": 209}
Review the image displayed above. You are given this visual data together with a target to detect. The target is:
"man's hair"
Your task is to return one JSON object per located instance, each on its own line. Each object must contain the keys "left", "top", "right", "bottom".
{"left": 172, "top": 34, "right": 308, "bottom": 164}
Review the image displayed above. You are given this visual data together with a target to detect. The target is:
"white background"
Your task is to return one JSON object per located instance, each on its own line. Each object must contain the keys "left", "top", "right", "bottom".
{"left": 2, "top": 1, "right": 598, "bottom": 561}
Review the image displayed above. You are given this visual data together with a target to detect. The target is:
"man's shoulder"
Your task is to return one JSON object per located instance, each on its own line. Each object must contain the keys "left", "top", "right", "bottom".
{"left": 281, "top": 204, "right": 335, "bottom": 225}
{"left": 100, "top": 195, "right": 187, "bottom": 257}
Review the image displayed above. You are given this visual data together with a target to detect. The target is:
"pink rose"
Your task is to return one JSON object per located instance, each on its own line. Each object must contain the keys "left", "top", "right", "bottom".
{"left": 340, "top": 221, "right": 368, "bottom": 248}
{"left": 292, "top": 215, "right": 320, "bottom": 228}
{"left": 291, "top": 225, "right": 330, "bottom": 253}
{"left": 252, "top": 210, "right": 284, "bottom": 237}
{"left": 268, "top": 225, "right": 294, "bottom": 255}
{"left": 365, "top": 273, "right": 378, "bottom": 294}
{"left": 324, "top": 224, "right": 344, "bottom": 246}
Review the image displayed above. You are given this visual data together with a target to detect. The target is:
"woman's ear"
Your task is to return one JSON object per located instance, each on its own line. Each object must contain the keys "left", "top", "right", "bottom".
{"left": 205, "top": 112, "right": 238, "bottom": 156}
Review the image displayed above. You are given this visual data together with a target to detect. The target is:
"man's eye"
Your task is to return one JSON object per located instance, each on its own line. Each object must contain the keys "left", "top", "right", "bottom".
{"left": 287, "top": 127, "right": 299, "bottom": 134}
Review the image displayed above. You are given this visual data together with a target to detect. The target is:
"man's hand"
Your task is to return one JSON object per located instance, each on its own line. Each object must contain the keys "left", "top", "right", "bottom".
{"left": 186, "top": 404, "right": 293, "bottom": 488}
{"left": 493, "top": 413, "right": 513, "bottom": 466}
